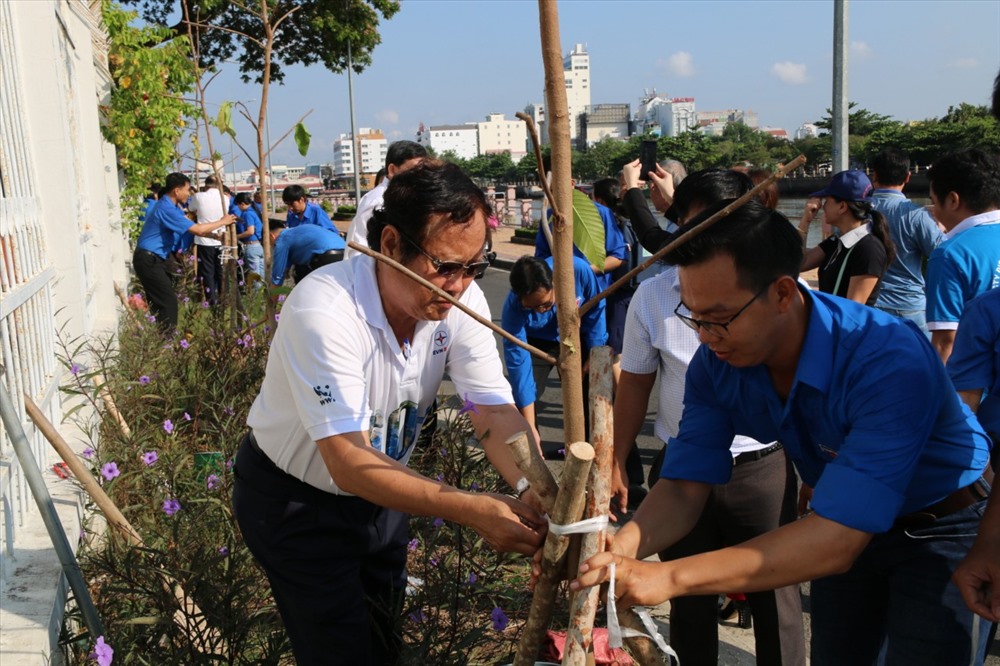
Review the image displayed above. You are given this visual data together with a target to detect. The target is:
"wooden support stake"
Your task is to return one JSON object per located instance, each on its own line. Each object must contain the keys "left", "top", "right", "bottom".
{"left": 92, "top": 373, "right": 131, "bottom": 438}
{"left": 514, "top": 441, "right": 594, "bottom": 666}
{"left": 563, "top": 347, "right": 615, "bottom": 664}
{"left": 506, "top": 430, "right": 560, "bottom": 513}
{"left": 24, "top": 394, "right": 221, "bottom": 652}
{"left": 619, "top": 611, "right": 671, "bottom": 666}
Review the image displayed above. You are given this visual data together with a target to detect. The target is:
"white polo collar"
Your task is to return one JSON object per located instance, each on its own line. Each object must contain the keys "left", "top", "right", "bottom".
{"left": 945, "top": 209, "right": 1000, "bottom": 240}
{"left": 838, "top": 223, "right": 871, "bottom": 249}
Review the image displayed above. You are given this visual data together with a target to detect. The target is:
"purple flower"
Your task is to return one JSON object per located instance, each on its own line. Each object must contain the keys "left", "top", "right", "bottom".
{"left": 162, "top": 499, "right": 181, "bottom": 516}
{"left": 183, "top": 412, "right": 192, "bottom": 421}
{"left": 183, "top": 296, "right": 191, "bottom": 303}
{"left": 70, "top": 362, "right": 81, "bottom": 376}
{"left": 179, "top": 339, "right": 189, "bottom": 349}
{"left": 218, "top": 546, "right": 229, "bottom": 556}
{"left": 274, "top": 313, "right": 280, "bottom": 322}
{"left": 206, "top": 474, "right": 220, "bottom": 490}
{"left": 408, "top": 609, "right": 427, "bottom": 623}
{"left": 89, "top": 635, "right": 114, "bottom": 666}
{"left": 490, "top": 606, "right": 509, "bottom": 632}
{"left": 458, "top": 394, "right": 478, "bottom": 416}
{"left": 432, "top": 517, "right": 444, "bottom": 529}
{"left": 82, "top": 447, "right": 94, "bottom": 460}
{"left": 430, "top": 556, "right": 439, "bottom": 566}
{"left": 101, "top": 462, "right": 120, "bottom": 481}
{"left": 223, "top": 406, "right": 235, "bottom": 417}
{"left": 236, "top": 337, "right": 245, "bottom": 347}
{"left": 225, "top": 458, "right": 234, "bottom": 471}
{"left": 163, "top": 419, "right": 174, "bottom": 435}
{"left": 139, "top": 375, "right": 150, "bottom": 385}
{"left": 237, "top": 259, "right": 244, "bottom": 266}
{"left": 277, "top": 294, "right": 286, "bottom": 303}
{"left": 201, "top": 301, "right": 210, "bottom": 309}
{"left": 141, "top": 451, "right": 158, "bottom": 466}
{"left": 407, "top": 538, "right": 419, "bottom": 552}
{"left": 145, "top": 314, "right": 157, "bottom": 323}
{"left": 467, "top": 572, "right": 478, "bottom": 585}
{"left": 470, "top": 481, "right": 480, "bottom": 491}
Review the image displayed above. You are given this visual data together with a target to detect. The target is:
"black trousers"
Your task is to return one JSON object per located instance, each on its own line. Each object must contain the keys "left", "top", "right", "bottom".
{"left": 133, "top": 249, "right": 177, "bottom": 331}
{"left": 658, "top": 447, "right": 806, "bottom": 666}
{"left": 195, "top": 244, "right": 223, "bottom": 305}
{"left": 292, "top": 249, "right": 345, "bottom": 284}
{"left": 232, "top": 433, "right": 408, "bottom": 665}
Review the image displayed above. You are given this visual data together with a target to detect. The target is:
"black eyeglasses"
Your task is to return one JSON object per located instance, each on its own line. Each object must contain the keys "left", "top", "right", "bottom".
{"left": 395, "top": 228, "right": 491, "bottom": 279}
{"left": 674, "top": 283, "right": 772, "bottom": 337}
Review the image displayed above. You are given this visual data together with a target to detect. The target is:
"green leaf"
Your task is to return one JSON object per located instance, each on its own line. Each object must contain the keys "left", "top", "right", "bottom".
{"left": 216, "top": 101, "right": 233, "bottom": 136}
{"left": 294, "top": 122, "right": 311, "bottom": 156}
{"left": 571, "top": 189, "right": 605, "bottom": 270}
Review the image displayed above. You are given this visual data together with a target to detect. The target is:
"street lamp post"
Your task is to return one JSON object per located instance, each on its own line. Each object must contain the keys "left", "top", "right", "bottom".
{"left": 347, "top": 39, "right": 362, "bottom": 205}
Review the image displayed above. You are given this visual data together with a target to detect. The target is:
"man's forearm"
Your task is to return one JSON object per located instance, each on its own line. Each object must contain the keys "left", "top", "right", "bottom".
{"left": 613, "top": 371, "right": 656, "bottom": 465}
{"left": 472, "top": 403, "right": 538, "bottom": 489}
{"left": 932, "top": 329, "right": 957, "bottom": 364}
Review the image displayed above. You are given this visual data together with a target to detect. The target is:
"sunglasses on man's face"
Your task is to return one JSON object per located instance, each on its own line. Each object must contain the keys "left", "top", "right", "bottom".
{"left": 396, "top": 229, "right": 491, "bottom": 279}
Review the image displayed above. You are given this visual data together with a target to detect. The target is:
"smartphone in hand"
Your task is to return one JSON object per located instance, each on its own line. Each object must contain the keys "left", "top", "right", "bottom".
{"left": 639, "top": 139, "right": 658, "bottom": 181}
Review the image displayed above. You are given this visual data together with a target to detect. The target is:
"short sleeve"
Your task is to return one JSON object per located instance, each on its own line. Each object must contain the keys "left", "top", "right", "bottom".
{"left": 948, "top": 293, "right": 1000, "bottom": 392}
{"left": 926, "top": 247, "right": 965, "bottom": 328}
{"left": 620, "top": 284, "right": 660, "bottom": 375}
{"left": 446, "top": 285, "right": 514, "bottom": 406}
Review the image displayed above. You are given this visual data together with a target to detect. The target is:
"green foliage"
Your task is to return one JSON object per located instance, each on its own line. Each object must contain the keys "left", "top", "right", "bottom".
{"left": 123, "top": 0, "right": 401, "bottom": 84}
{"left": 100, "top": 0, "right": 197, "bottom": 238}
{"left": 293, "top": 121, "right": 311, "bottom": 156}
{"left": 570, "top": 189, "right": 606, "bottom": 269}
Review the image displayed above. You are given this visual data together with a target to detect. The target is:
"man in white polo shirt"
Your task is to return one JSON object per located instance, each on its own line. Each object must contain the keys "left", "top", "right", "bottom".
{"left": 233, "top": 161, "right": 545, "bottom": 666}
{"left": 187, "top": 174, "right": 230, "bottom": 305}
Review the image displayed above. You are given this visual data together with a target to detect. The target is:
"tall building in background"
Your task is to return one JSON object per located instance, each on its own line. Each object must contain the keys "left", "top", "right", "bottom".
{"left": 332, "top": 128, "right": 387, "bottom": 179}
{"left": 527, "top": 42, "right": 591, "bottom": 144}
{"left": 664, "top": 97, "right": 697, "bottom": 137}
{"left": 634, "top": 93, "right": 697, "bottom": 137}
{"left": 562, "top": 43, "right": 591, "bottom": 141}
{"left": 579, "top": 103, "right": 631, "bottom": 149}
{"left": 478, "top": 113, "right": 528, "bottom": 162}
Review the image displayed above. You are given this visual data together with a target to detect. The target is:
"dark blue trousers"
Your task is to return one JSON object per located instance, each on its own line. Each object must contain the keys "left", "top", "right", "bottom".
{"left": 232, "top": 432, "right": 408, "bottom": 665}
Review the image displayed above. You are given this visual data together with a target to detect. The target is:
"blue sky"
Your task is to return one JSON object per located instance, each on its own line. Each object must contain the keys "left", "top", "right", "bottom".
{"left": 204, "top": 0, "right": 1000, "bottom": 171}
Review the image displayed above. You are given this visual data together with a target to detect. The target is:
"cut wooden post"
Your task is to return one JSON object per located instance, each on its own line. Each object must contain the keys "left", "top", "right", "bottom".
{"left": 619, "top": 610, "right": 671, "bottom": 666}
{"left": 506, "top": 430, "right": 559, "bottom": 513}
{"left": 563, "top": 347, "right": 614, "bottom": 664}
{"left": 514, "top": 441, "right": 594, "bottom": 666}
{"left": 93, "top": 372, "right": 131, "bottom": 438}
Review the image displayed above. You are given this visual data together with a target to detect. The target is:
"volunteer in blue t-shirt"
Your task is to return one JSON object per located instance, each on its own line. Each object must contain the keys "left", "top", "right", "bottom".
{"left": 571, "top": 200, "right": 993, "bottom": 666}
{"left": 234, "top": 192, "right": 264, "bottom": 280}
{"left": 268, "top": 220, "right": 345, "bottom": 287}
{"left": 281, "top": 184, "right": 336, "bottom": 231}
{"left": 133, "top": 172, "right": 236, "bottom": 330}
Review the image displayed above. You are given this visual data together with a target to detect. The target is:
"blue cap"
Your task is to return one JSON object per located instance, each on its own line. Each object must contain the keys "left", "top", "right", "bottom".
{"left": 808, "top": 169, "right": 873, "bottom": 201}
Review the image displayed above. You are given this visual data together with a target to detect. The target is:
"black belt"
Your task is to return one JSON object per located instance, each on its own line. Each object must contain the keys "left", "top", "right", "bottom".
{"left": 309, "top": 249, "right": 345, "bottom": 269}
{"left": 894, "top": 466, "right": 993, "bottom": 530}
{"left": 135, "top": 248, "right": 166, "bottom": 261}
{"left": 733, "top": 442, "right": 783, "bottom": 466}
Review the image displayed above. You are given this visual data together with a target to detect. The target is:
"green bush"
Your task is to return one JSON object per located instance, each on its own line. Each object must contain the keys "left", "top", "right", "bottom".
{"left": 336, "top": 204, "right": 357, "bottom": 215}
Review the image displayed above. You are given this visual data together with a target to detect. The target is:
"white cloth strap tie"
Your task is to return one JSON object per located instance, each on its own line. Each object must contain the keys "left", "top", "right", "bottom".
{"left": 607, "top": 561, "right": 680, "bottom": 664}
{"left": 546, "top": 514, "right": 609, "bottom": 537}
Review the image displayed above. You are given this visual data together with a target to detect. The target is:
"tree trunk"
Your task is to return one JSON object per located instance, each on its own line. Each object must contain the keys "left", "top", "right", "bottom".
{"left": 537, "top": 0, "right": 584, "bottom": 446}
{"left": 563, "top": 347, "right": 614, "bottom": 664}
{"left": 513, "top": 441, "right": 594, "bottom": 666}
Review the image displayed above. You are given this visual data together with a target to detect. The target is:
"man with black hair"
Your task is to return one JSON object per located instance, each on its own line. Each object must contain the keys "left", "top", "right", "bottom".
{"left": 234, "top": 161, "right": 545, "bottom": 664}
{"left": 188, "top": 174, "right": 231, "bottom": 305}
{"left": 234, "top": 192, "right": 264, "bottom": 279}
{"left": 345, "top": 140, "right": 427, "bottom": 258}
{"left": 282, "top": 184, "right": 336, "bottom": 231}
{"left": 926, "top": 148, "right": 1000, "bottom": 362}
{"left": 572, "top": 200, "right": 993, "bottom": 666}
{"left": 134, "top": 172, "right": 235, "bottom": 329}
{"left": 869, "top": 147, "right": 943, "bottom": 332}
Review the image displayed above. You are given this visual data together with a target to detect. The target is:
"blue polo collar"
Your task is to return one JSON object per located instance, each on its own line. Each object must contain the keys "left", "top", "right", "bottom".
{"left": 791, "top": 286, "right": 835, "bottom": 395}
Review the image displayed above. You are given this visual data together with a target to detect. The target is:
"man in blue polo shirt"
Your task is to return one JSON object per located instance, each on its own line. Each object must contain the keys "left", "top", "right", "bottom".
{"left": 571, "top": 200, "right": 993, "bottom": 665}
{"left": 282, "top": 185, "right": 336, "bottom": 231}
{"left": 926, "top": 148, "right": 1000, "bottom": 363}
{"left": 268, "top": 219, "right": 346, "bottom": 287}
{"left": 501, "top": 254, "right": 606, "bottom": 443}
{"left": 234, "top": 192, "right": 264, "bottom": 280}
{"left": 134, "top": 172, "right": 236, "bottom": 330}
{"left": 870, "top": 147, "right": 944, "bottom": 332}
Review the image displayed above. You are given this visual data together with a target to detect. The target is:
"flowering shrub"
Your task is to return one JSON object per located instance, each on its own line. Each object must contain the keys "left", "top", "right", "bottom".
{"left": 58, "top": 282, "right": 551, "bottom": 664}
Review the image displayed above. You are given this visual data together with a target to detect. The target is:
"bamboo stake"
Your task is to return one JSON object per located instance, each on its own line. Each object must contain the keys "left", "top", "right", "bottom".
{"left": 505, "top": 430, "right": 559, "bottom": 512}
{"left": 348, "top": 241, "right": 558, "bottom": 364}
{"left": 92, "top": 373, "right": 131, "bottom": 438}
{"left": 514, "top": 441, "right": 594, "bottom": 666}
{"left": 563, "top": 347, "right": 614, "bottom": 665}
{"left": 23, "top": 395, "right": 221, "bottom": 652}
{"left": 579, "top": 155, "right": 807, "bottom": 316}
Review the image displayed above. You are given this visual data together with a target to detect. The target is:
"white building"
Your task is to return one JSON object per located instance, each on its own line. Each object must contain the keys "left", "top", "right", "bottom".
{"left": 526, "top": 42, "right": 591, "bottom": 144}
{"left": 477, "top": 113, "right": 528, "bottom": 162}
{"left": 2, "top": 0, "right": 129, "bottom": 660}
{"left": 523, "top": 103, "right": 547, "bottom": 146}
{"left": 417, "top": 123, "right": 479, "bottom": 160}
{"left": 663, "top": 97, "right": 697, "bottom": 137}
{"left": 795, "top": 123, "right": 821, "bottom": 140}
{"left": 579, "top": 104, "right": 631, "bottom": 148}
{"left": 332, "top": 128, "right": 387, "bottom": 178}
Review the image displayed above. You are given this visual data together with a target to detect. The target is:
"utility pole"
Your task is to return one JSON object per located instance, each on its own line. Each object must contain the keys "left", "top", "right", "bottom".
{"left": 832, "top": 0, "right": 849, "bottom": 172}
{"left": 347, "top": 39, "right": 362, "bottom": 205}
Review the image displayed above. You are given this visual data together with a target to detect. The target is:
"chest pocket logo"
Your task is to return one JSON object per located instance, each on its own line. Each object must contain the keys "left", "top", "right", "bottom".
{"left": 433, "top": 330, "right": 449, "bottom": 356}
